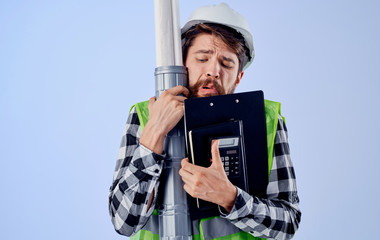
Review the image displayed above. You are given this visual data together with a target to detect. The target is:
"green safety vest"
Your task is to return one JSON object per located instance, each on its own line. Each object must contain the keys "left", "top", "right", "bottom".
{"left": 130, "top": 99, "right": 284, "bottom": 240}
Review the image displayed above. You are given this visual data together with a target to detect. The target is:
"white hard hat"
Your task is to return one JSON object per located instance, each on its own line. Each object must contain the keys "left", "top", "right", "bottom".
{"left": 181, "top": 3, "right": 254, "bottom": 70}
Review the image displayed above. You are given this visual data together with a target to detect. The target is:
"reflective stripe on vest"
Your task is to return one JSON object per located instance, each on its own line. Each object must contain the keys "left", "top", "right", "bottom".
{"left": 131, "top": 215, "right": 265, "bottom": 240}
{"left": 130, "top": 99, "right": 283, "bottom": 240}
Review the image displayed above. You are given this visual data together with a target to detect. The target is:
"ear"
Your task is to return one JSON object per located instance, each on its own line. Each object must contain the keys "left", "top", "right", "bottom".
{"left": 235, "top": 71, "right": 244, "bottom": 87}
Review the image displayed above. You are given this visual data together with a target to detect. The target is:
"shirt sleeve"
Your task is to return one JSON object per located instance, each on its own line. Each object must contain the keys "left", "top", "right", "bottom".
{"left": 108, "top": 107, "right": 165, "bottom": 236}
{"left": 220, "top": 116, "right": 301, "bottom": 240}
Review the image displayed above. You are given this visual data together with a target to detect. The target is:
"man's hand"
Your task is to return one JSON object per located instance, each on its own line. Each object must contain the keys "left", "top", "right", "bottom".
{"left": 179, "top": 140, "right": 237, "bottom": 213}
{"left": 140, "top": 85, "right": 189, "bottom": 154}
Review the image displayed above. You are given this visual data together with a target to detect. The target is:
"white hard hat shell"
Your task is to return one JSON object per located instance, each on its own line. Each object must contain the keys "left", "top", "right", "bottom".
{"left": 181, "top": 3, "right": 254, "bottom": 70}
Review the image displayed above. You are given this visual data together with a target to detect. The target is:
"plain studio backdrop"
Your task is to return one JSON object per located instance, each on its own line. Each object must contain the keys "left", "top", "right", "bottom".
{"left": 1, "top": 0, "right": 379, "bottom": 239}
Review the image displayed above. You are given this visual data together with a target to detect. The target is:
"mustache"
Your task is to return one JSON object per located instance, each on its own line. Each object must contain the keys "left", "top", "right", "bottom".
{"left": 189, "top": 79, "right": 225, "bottom": 98}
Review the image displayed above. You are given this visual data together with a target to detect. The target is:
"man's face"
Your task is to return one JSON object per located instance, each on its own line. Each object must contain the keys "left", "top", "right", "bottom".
{"left": 185, "top": 33, "right": 244, "bottom": 98}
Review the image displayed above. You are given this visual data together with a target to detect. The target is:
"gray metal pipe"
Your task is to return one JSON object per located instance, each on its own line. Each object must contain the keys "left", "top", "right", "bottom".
{"left": 154, "top": 0, "right": 192, "bottom": 239}
{"left": 154, "top": 0, "right": 182, "bottom": 67}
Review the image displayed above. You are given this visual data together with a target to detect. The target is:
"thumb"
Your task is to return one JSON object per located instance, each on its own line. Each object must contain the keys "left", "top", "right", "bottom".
{"left": 210, "top": 139, "right": 223, "bottom": 169}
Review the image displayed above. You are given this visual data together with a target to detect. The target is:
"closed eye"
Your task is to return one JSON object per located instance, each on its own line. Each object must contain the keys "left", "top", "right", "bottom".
{"left": 221, "top": 56, "right": 235, "bottom": 69}
{"left": 197, "top": 58, "right": 208, "bottom": 62}
{"left": 222, "top": 61, "right": 233, "bottom": 69}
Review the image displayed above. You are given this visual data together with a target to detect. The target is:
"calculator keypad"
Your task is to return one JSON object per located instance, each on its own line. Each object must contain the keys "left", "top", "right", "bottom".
{"left": 221, "top": 152, "right": 240, "bottom": 177}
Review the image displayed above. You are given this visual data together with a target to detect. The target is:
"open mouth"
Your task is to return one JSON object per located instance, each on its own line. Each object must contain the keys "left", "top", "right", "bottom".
{"left": 203, "top": 86, "right": 213, "bottom": 89}
{"left": 202, "top": 83, "right": 216, "bottom": 90}
{"left": 189, "top": 79, "right": 224, "bottom": 97}
{"left": 200, "top": 85, "right": 218, "bottom": 94}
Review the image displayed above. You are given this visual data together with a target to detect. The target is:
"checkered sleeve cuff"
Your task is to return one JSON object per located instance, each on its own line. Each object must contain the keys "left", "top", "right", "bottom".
{"left": 219, "top": 187, "right": 252, "bottom": 220}
{"left": 138, "top": 142, "right": 166, "bottom": 165}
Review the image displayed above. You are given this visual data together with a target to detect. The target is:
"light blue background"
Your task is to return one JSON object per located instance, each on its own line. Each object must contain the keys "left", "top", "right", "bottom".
{"left": 1, "top": 0, "right": 379, "bottom": 239}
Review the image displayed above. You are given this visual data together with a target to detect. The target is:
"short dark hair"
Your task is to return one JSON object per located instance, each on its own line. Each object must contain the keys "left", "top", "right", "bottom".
{"left": 182, "top": 23, "right": 250, "bottom": 72}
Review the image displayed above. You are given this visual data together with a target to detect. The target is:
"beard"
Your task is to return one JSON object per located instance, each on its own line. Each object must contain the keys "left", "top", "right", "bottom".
{"left": 189, "top": 78, "right": 236, "bottom": 98}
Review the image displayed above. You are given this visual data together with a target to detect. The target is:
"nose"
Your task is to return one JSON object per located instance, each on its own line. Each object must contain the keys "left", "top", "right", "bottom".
{"left": 206, "top": 59, "right": 220, "bottom": 79}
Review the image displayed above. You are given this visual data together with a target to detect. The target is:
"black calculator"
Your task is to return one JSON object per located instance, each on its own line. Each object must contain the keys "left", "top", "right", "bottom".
{"left": 214, "top": 137, "right": 248, "bottom": 191}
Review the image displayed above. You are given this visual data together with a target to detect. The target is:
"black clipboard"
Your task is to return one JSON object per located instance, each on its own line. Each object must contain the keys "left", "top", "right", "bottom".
{"left": 184, "top": 90, "right": 268, "bottom": 220}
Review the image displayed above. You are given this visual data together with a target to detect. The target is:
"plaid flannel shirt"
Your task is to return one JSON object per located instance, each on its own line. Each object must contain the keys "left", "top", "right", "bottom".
{"left": 109, "top": 106, "right": 301, "bottom": 239}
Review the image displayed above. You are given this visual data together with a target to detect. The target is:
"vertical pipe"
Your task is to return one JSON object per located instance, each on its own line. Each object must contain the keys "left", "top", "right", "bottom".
{"left": 154, "top": 0, "right": 192, "bottom": 239}
{"left": 154, "top": 0, "right": 174, "bottom": 67}
{"left": 171, "top": 0, "right": 182, "bottom": 66}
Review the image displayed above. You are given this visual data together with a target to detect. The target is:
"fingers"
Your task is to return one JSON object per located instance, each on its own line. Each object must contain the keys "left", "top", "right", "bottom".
{"left": 146, "top": 86, "right": 187, "bottom": 131}
{"left": 180, "top": 158, "right": 206, "bottom": 198}
{"left": 179, "top": 158, "right": 196, "bottom": 186}
{"left": 148, "top": 96, "right": 156, "bottom": 112}
{"left": 180, "top": 159, "right": 208, "bottom": 185}
{"left": 181, "top": 157, "right": 189, "bottom": 165}
{"left": 179, "top": 169, "right": 194, "bottom": 185}
{"left": 165, "top": 85, "right": 190, "bottom": 97}
{"left": 183, "top": 183, "right": 193, "bottom": 197}
{"left": 180, "top": 158, "right": 194, "bottom": 176}
{"left": 151, "top": 85, "right": 188, "bottom": 108}
{"left": 149, "top": 96, "right": 156, "bottom": 103}
{"left": 173, "top": 95, "right": 187, "bottom": 103}
{"left": 181, "top": 158, "right": 204, "bottom": 174}
{"left": 157, "top": 86, "right": 188, "bottom": 110}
